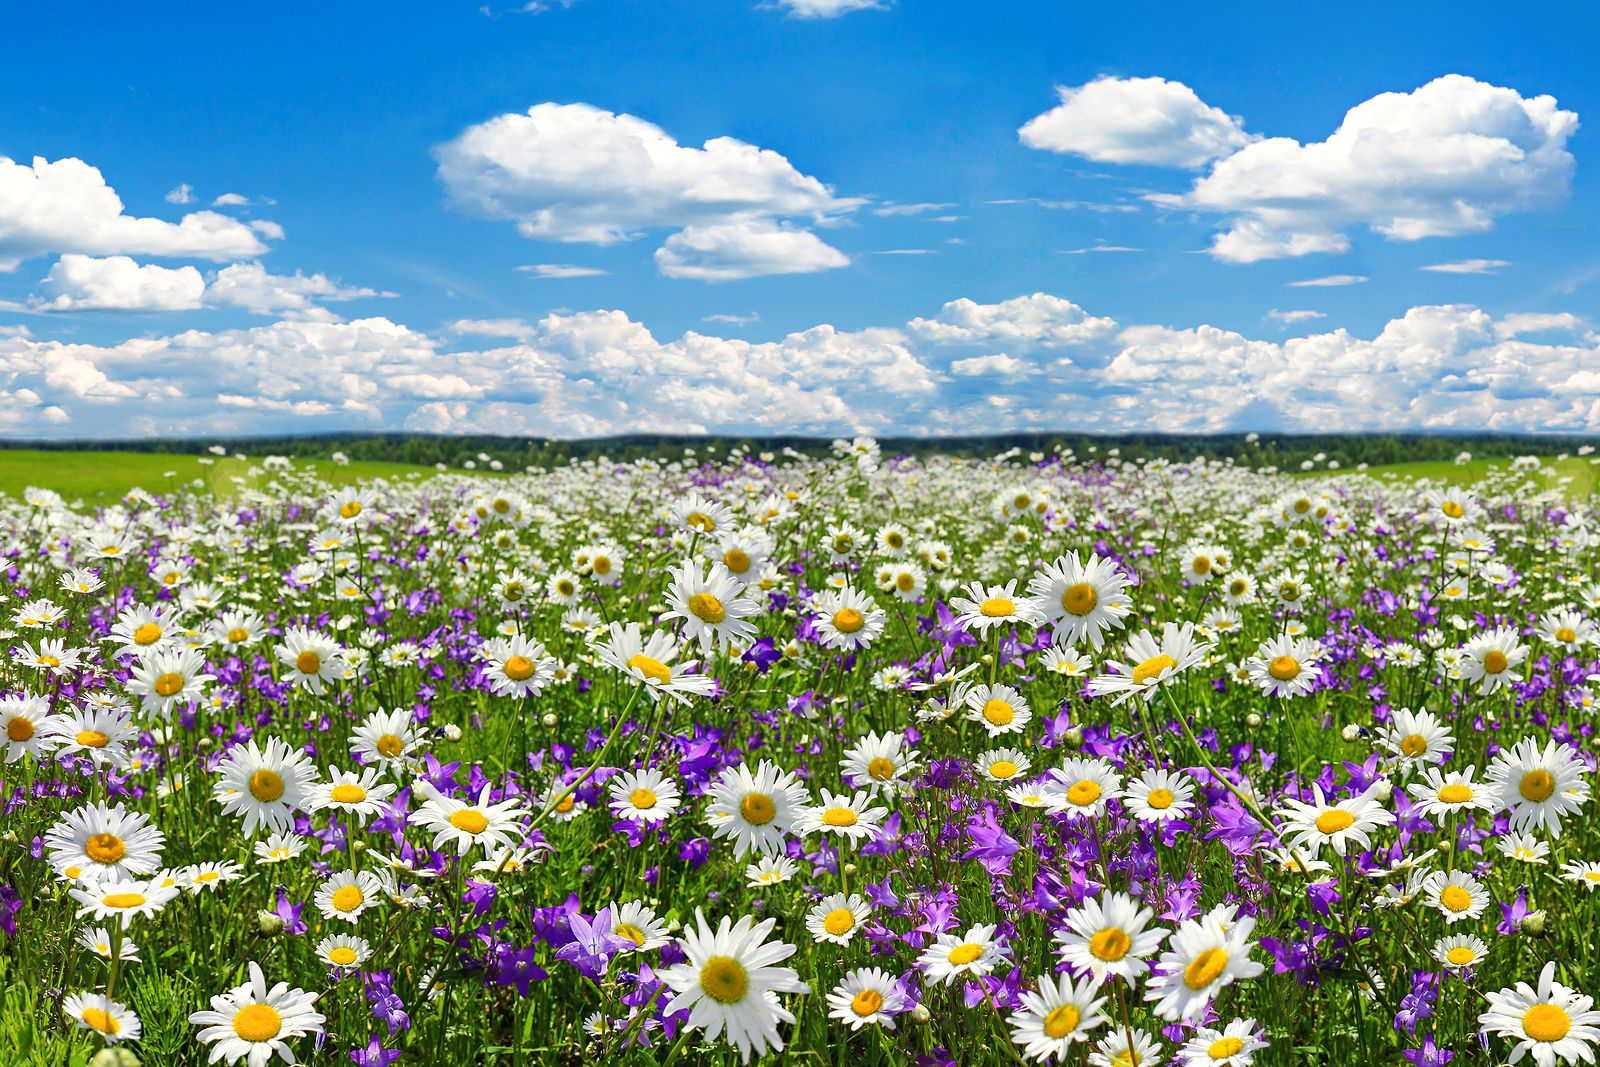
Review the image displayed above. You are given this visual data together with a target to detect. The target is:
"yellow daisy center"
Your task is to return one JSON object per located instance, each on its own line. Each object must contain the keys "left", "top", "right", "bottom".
{"left": 503, "top": 655, "right": 536, "bottom": 681}
{"left": 296, "top": 650, "right": 322, "bottom": 675}
{"left": 1521, "top": 769, "right": 1556, "bottom": 802}
{"left": 81, "top": 1007, "right": 120, "bottom": 1034}
{"left": 227, "top": 627, "right": 249, "bottom": 642}
{"left": 947, "top": 942, "right": 983, "bottom": 966}
{"left": 1437, "top": 784, "right": 1474, "bottom": 805}
{"left": 1145, "top": 788, "right": 1175, "bottom": 810}
{"left": 1399, "top": 734, "right": 1428, "bottom": 758}
{"left": 1042, "top": 1003, "right": 1081, "bottom": 1038}
{"left": 686, "top": 512, "right": 715, "bottom": 533}
{"left": 450, "top": 810, "right": 490, "bottom": 834}
{"left": 989, "top": 760, "right": 1018, "bottom": 779}
{"left": 1089, "top": 926, "right": 1131, "bottom": 962}
{"left": 627, "top": 654, "right": 672, "bottom": 685}
{"left": 1267, "top": 656, "right": 1300, "bottom": 681}
{"left": 1441, "top": 501, "right": 1464, "bottom": 519}
{"left": 1482, "top": 650, "right": 1509, "bottom": 674}
{"left": 1208, "top": 1037, "right": 1245, "bottom": 1059}
{"left": 331, "top": 885, "right": 365, "bottom": 912}
{"left": 629, "top": 788, "right": 658, "bottom": 810}
{"left": 982, "top": 699, "right": 1015, "bottom": 726}
{"left": 102, "top": 892, "right": 146, "bottom": 910}
{"left": 5, "top": 717, "right": 32, "bottom": 742}
{"left": 866, "top": 757, "right": 896, "bottom": 781}
{"left": 687, "top": 593, "right": 725, "bottom": 624}
{"left": 1067, "top": 780, "right": 1102, "bottom": 807}
{"left": 340, "top": 501, "right": 363, "bottom": 519}
{"left": 616, "top": 922, "right": 647, "bottom": 947}
{"left": 233, "top": 1003, "right": 283, "bottom": 1042}
{"left": 77, "top": 730, "right": 111, "bottom": 748}
{"left": 85, "top": 833, "right": 125, "bottom": 864}
{"left": 1132, "top": 654, "right": 1176, "bottom": 686}
{"left": 723, "top": 550, "right": 750, "bottom": 574}
{"left": 154, "top": 672, "right": 185, "bottom": 697}
{"left": 330, "top": 784, "right": 367, "bottom": 804}
{"left": 1183, "top": 947, "right": 1228, "bottom": 990}
{"left": 1445, "top": 946, "right": 1477, "bottom": 966}
{"left": 851, "top": 989, "right": 884, "bottom": 1017}
{"left": 739, "top": 793, "right": 775, "bottom": 825}
{"left": 979, "top": 597, "right": 1015, "bottom": 618}
{"left": 376, "top": 734, "right": 405, "bottom": 758}
{"left": 249, "top": 769, "right": 286, "bottom": 803}
{"left": 1524, "top": 1003, "right": 1572, "bottom": 1043}
{"left": 832, "top": 608, "right": 865, "bottom": 634}
{"left": 328, "top": 946, "right": 359, "bottom": 966}
{"left": 1315, "top": 809, "right": 1354, "bottom": 834}
{"left": 822, "top": 807, "right": 858, "bottom": 827}
{"left": 133, "top": 623, "right": 162, "bottom": 646}
{"left": 700, "top": 956, "right": 748, "bottom": 1004}
{"left": 823, "top": 908, "right": 856, "bottom": 936}
{"left": 1439, "top": 885, "right": 1472, "bottom": 912}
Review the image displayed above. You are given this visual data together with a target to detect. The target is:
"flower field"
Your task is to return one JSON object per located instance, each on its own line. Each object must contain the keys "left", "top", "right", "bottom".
{"left": 6, "top": 440, "right": 1600, "bottom": 1067}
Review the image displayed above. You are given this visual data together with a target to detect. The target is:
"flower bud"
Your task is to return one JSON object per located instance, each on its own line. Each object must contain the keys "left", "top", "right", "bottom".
{"left": 91, "top": 1050, "right": 142, "bottom": 1067}
{"left": 1245, "top": 713, "right": 1262, "bottom": 728}
{"left": 443, "top": 724, "right": 463, "bottom": 743}
{"left": 1522, "top": 910, "right": 1547, "bottom": 935}
{"left": 1062, "top": 726, "right": 1084, "bottom": 749}
{"left": 257, "top": 909, "right": 284, "bottom": 934}
{"left": 541, "top": 713, "right": 557, "bottom": 727}
{"left": 910, "top": 1003, "right": 931, "bottom": 1023}
{"left": 1340, "top": 724, "right": 1361, "bottom": 743}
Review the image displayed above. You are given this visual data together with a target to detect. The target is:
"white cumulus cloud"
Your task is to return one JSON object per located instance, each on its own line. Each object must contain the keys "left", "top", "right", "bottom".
{"left": 909, "top": 292, "right": 1116, "bottom": 348}
{"left": 29, "top": 254, "right": 205, "bottom": 311}
{"left": 1019, "top": 76, "right": 1257, "bottom": 168}
{"left": 775, "top": 0, "right": 884, "bottom": 17}
{"left": 0, "top": 156, "right": 274, "bottom": 271}
{"left": 654, "top": 221, "right": 849, "bottom": 280}
{"left": 204, "top": 262, "right": 386, "bottom": 315}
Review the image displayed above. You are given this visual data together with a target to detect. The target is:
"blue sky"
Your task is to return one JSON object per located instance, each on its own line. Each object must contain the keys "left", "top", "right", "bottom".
{"left": 2, "top": 1, "right": 1599, "bottom": 437}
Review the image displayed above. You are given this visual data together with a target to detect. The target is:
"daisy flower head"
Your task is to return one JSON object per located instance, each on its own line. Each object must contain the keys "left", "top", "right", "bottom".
{"left": 1008, "top": 971, "right": 1109, "bottom": 1060}
{"left": 1086, "top": 622, "right": 1213, "bottom": 706}
{"left": 919, "top": 923, "right": 1009, "bottom": 986}
{"left": 705, "top": 759, "right": 808, "bottom": 857}
{"left": 44, "top": 801, "right": 165, "bottom": 882}
{"left": 275, "top": 626, "right": 345, "bottom": 694}
{"left": 1275, "top": 785, "right": 1396, "bottom": 857}
{"left": 1047, "top": 757, "right": 1123, "bottom": 819}
{"left": 609, "top": 900, "right": 671, "bottom": 952}
{"left": 745, "top": 856, "right": 799, "bottom": 887}
{"left": 659, "top": 911, "right": 808, "bottom": 1064}
{"left": 46, "top": 702, "right": 139, "bottom": 768}
{"left": 316, "top": 933, "right": 372, "bottom": 971}
{"left": 805, "top": 892, "right": 871, "bottom": 945}
{"left": 1487, "top": 736, "right": 1590, "bottom": 837}
{"left": 671, "top": 492, "right": 735, "bottom": 537}
{"left": 188, "top": 961, "right": 325, "bottom": 1067}
{"left": 979, "top": 746, "right": 1032, "bottom": 784}
{"left": 410, "top": 784, "right": 530, "bottom": 853}
{"left": 1433, "top": 933, "right": 1489, "bottom": 971}
{"left": 79, "top": 926, "right": 141, "bottom": 962}
{"left": 1459, "top": 626, "right": 1528, "bottom": 695}
{"left": 661, "top": 559, "right": 761, "bottom": 651}
{"left": 253, "top": 832, "right": 308, "bottom": 865}
{"left": 1498, "top": 832, "right": 1551, "bottom": 866}
{"left": 213, "top": 736, "right": 318, "bottom": 837}
{"left": 314, "top": 869, "right": 384, "bottom": 925}
{"left": 186, "top": 860, "right": 244, "bottom": 893}
{"left": 950, "top": 579, "right": 1044, "bottom": 635}
{"left": 964, "top": 683, "right": 1032, "bottom": 738}
{"left": 309, "top": 766, "right": 398, "bottom": 824}
{"left": 840, "top": 731, "right": 920, "bottom": 795}
{"left": 826, "top": 967, "right": 905, "bottom": 1031}
{"left": 594, "top": 622, "right": 715, "bottom": 705}
{"left": 105, "top": 602, "right": 183, "bottom": 660}
{"left": 1424, "top": 870, "right": 1490, "bottom": 924}
{"left": 1145, "top": 907, "right": 1264, "bottom": 1021}
{"left": 1379, "top": 707, "right": 1454, "bottom": 770}
{"left": 797, "top": 789, "right": 887, "bottom": 845}
{"left": 71, "top": 876, "right": 181, "bottom": 927}
{"left": 609, "top": 767, "right": 682, "bottom": 824}
{"left": 811, "top": 586, "right": 887, "bottom": 650}
{"left": 1089, "top": 1027, "right": 1164, "bottom": 1067}
{"left": 0, "top": 694, "right": 51, "bottom": 763}
{"left": 478, "top": 634, "right": 558, "bottom": 697}
{"left": 1026, "top": 551, "right": 1135, "bottom": 651}
{"left": 1124, "top": 768, "right": 1197, "bottom": 823}
{"left": 126, "top": 645, "right": 216, "bottom": 716}
{"left": 1411, "top": 765, "right": 1497, "bottom": 819}
{"left": 1561, "top": 860, "right": 1600, "bottom": 891}
{"left": 63, "top": 993, "right": 141, "bottom": 1044}
{"left": 1055, "top": 890, "right": 1168, "bottom": 984}
{"left": 1177, "top": 1019, "right": 1267, "bottom": 1066}
{"left": 1478, "top": 961, "right": 1600, "bottom": 1067}
{"left": 1246, "top": 634, "right": 1322, "bottom": 698}
{"left": 349, "top": 707, "right": 422, "bottom": 767}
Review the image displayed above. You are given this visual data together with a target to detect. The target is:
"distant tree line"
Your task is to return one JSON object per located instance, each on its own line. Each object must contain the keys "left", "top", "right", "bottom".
{"left": 4, "top": 431, "right": 1594, "bottom": 470}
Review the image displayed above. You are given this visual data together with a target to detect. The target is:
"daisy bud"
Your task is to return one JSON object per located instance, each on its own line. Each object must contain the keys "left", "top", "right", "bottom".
{"left": 443, "top": 724, "right": 463, "bottom": 743}
{"left": 1522, "top": 909, "right": 1547, "bottom": 935}
{"left": 90, "top": 1051, "right": 142, "bottom": 1067}
{"left": 197, "top": 736, "right": 214, "bottom": 751}
{"left": 980, "top": 654, "right": 994, "bottom": 666}
{"left": 843, "top": 863, "right": 857, "bottom": 876}
{"left": 1245, "top": 713, "right": 1262, "bottom": 728}
{"left": 910, "top": 1003, "right": 931, "bottom": 1023}
{"left": 646, "top": 604, "right": 666, "bottom": 615}
{"left": 1340, "top": 724, "right": 1361, "bottom": 743}
{"left": 1372, "top": 780, "right": 1393, "bottom": 802}
{"left": 1062, "top": 726, "right": 1084, "bottom": 749}
{"left": 541, "top": 713, "right": 557, "bottom": 727}
{"left": 351, "top": 839, "right": 368, "bottom": 854}
{"left": 257, "top": 909, "right": 284, "bottom": 934}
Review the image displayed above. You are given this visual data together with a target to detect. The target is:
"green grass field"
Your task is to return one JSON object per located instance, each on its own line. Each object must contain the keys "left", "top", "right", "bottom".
{"left": 0, "top": 450, "right": 473, "bottom": 504}
{"left": 2, "top": 448, "right": 1594, "bottom": 505}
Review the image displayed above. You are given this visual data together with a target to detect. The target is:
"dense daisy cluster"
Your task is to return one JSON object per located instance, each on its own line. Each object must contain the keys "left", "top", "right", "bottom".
{"left": 4, "top": 442, "right": 1600, "bottom": 1065}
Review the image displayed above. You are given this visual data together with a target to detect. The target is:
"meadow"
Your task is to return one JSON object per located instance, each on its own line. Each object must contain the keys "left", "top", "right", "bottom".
{"left": 3, "top": 441, "right": 1598, "bottom": 1067}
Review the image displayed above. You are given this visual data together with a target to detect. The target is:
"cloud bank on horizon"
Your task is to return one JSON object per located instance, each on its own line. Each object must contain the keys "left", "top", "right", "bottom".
{"left": 0, "top": 3, "right": 1592, "bottom": 439}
